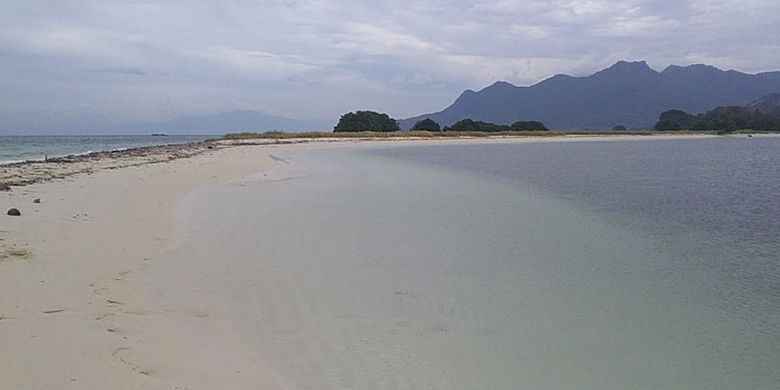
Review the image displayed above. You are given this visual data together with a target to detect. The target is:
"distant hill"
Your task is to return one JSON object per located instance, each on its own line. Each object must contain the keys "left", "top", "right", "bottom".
{"left": 121, "top": 110, "right": 325, "bottom": 134}
{"left": 747, "top": 93, "right": 780, "bottom": 117}
{"left": 0, "top": 110, "right": 326, "bottom": 135}
{"left": 399, "top": 61, "right": 780, "bottom": 130}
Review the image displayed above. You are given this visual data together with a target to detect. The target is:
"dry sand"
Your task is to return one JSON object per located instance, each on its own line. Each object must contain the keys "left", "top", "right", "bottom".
{"left": 0, "top": 143, "right": 285, "bottom": 389}
{"left": 0, "top": 132, "right": 767, "bottom": 389}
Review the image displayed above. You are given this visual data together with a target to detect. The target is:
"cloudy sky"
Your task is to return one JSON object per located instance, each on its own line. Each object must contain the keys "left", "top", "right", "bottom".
{"left": 1, "top": 0, "right": 779, "bottom": 133}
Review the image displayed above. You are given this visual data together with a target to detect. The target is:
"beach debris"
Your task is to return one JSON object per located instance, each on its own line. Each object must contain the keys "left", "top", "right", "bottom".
{"left": 42, "top": 309, "right": 65, "bottom": 314}
{"left": 33, "top": 198, "right": 41, "bottom": 204}
{"left": 7, "top": 208, "right": 21, "bottom": 216}
{"left": 0, "top": 184, "right": 11, "bottom": 191}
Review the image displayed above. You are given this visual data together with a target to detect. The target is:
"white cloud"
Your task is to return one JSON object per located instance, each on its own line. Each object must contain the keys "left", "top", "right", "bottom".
{"left": 0, "top": 0, "right": 778, "bottom": 132}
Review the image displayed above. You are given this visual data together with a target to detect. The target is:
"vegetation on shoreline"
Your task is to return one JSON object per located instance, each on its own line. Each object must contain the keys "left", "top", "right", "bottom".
{"left": 332, "top": 110, "right": 550, "bottom": 133}
{"left": 655, "top": 107, "right": 780, "bottom": 132}
{"left": 444, "top": 118, "right": 548, "bottom": 132}
{"left": 655, "top": 94, "right": 780, "bottom": 132}
{"left": 223, "top": 130, "right": 563, "bottom": 140}
{"left": 219, "top": 130, "right": 776, "bottom": 141}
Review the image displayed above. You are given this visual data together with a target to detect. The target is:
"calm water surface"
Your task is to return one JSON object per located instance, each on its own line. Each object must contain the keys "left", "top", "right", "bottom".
{"left": 375, "top": 137, "right": 780, "bottom": 244}
{"left": 375, "top": 137, "right": 780, "bottom": 299}
{"left": 146, "top": 137, "right": 779, "bottom": 389}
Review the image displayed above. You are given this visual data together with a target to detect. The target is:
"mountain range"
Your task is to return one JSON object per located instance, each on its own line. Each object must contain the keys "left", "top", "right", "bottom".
{"left": 400, "top": 61, "right": 780, "bottom": 130}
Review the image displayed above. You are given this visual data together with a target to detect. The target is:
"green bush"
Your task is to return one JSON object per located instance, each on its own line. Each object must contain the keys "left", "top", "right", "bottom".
{"left": 334, "top": 111, "right": 400, "bottom": 132}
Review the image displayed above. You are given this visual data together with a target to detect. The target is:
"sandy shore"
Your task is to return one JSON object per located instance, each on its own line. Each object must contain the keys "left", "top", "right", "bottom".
{"left": 0, "top": 143, "right": 284, "bottom": 389}
{"left": 0, "top": 132, "right": 771, "bottom": 389}
{"left": 2, "top": 132, "right": 768, "bottom": 190}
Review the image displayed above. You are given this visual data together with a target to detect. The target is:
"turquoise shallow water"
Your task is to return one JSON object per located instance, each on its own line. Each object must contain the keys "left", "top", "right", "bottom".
{"left": 146, "top": 139, "right": 778, "bottom": 389}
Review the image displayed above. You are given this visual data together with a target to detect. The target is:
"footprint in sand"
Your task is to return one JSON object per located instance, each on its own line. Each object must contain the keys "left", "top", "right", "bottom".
{"left": 0, "top": 249, "right": 33, "bottom": 262}
{"left": 112, "top": 347, "right": 153, "bottom": 377}
{"left": 95, "top": 313, "right": 115, "bottom": 321}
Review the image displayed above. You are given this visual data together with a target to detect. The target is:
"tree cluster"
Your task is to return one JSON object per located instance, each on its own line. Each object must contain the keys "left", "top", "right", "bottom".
{"left": 655, "top": 106, "right": 780, "bottom": 131}
{"left": 334, "top": 111, "right": 400, "bottom": 132}
{"left": 442, "top": 118, "right": 548, "bottom": 132}
{"left": 412, "top": 118, "right": 441, "bottom": 131}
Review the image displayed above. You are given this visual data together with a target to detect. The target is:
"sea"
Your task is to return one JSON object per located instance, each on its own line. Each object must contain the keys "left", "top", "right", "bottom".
{"left": 143, "top": 137, "right": 778, "bottom": 389}
{"left": 0, "top": 135, "right": 213, "bottom": 165}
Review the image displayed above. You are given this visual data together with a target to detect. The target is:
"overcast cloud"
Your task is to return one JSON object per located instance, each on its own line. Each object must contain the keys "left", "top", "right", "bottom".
{"left": 1, "top": 0, "right": 779, "bottom": 132}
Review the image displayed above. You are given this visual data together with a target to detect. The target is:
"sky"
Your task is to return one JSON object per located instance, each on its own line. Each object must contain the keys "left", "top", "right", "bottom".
{"left": 1, "top": 0, "right": 779, "bottom": 133}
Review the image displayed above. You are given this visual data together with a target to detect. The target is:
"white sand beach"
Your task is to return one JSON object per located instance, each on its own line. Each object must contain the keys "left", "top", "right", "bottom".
{"left": 0, "top": 144, "right": 284, "bottom": 389}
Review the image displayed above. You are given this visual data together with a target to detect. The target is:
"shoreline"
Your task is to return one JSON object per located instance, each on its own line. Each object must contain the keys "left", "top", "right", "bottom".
{"left": 2, "top": 132, "right": 771, "bottom": 191}
{"left": 0, "top": 141, "right": 217, "bottom": 189}
{"left": 0, "top": 133, "right": 775, "bottom": 388}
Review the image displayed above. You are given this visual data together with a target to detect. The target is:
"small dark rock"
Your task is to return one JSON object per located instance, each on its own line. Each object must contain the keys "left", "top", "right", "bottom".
{"left": 7, "top": 208, "right": 21, "bottom": 216}
{"left": 0, "top": 184, "right": 11, "bottom": 192}
{"left": 207, "top": 145, "right": 214, "bottom": 149}
{"left": 33, "top": 198, "right": 41, "bottom": 204}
